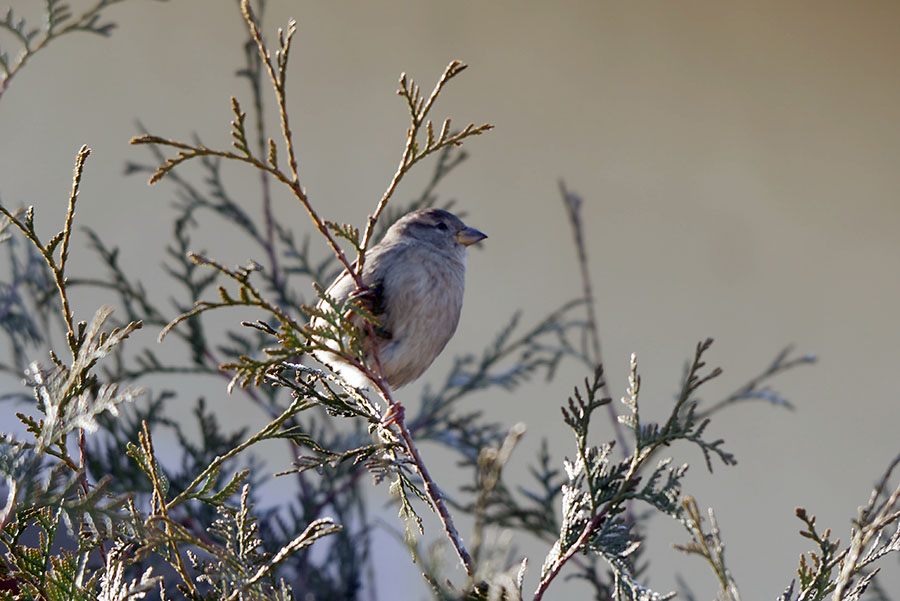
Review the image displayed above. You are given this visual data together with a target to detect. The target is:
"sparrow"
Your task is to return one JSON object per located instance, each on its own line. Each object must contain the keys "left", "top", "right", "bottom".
{"left": 311, "top": 208, "right": 487, "bottom": 389}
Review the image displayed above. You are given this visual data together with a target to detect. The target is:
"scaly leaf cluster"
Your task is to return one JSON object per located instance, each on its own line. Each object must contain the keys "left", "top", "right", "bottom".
{"left": 779, "top": 455, "right": 900, "bottom": 601}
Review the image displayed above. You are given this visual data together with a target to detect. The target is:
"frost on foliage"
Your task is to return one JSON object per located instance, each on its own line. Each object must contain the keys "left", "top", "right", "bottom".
{"left": 98, "top": 544, "right": 161, "bottom": 601}
{"left": 0, "top": 306, "right": 140, "bottom": 534}
{"left": 26, "top": 306, "right": 143, "bottom": 451}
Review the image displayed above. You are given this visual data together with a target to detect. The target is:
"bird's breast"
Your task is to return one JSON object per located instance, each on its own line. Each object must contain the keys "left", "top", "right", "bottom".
{"left": 376, "top": 252, "right": 466, "bottom": 385}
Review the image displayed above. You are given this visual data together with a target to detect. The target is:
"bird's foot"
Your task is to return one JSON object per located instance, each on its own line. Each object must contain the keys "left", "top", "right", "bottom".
{"left": 380, "top": 402, "right": 406, "bottom": 428}
{"left": 347, "top": 286, "right": 374, "bottom": 302}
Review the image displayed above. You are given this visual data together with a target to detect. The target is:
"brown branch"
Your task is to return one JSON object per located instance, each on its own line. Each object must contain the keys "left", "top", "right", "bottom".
{"left": 236, "top": 1, "right": 365, "bottom": 290}
{"left": 132, "top": 135, "right": 362, "bottom": 292}
{"left": 533, "top": 512, "right": 606, "bottom": 601}
{"left": 321, "top": 341, "right": 475, "bottom": 574}
{"left": 380, "top": 382, "right": 475, "bottom": 575}
{"left": 242, "top": 7, "right": 285, "bottom": 300}
{"left": 57, "top": 145, "right": 91, "bottom": 342}
{"left": 78, "top": 428, "right": 107, "bottom": 563}
{"left": 358, "top": 61, "right": 492, "bottom": 272}
{"left": 139, "top": 421, "right": 198, "bottom": 597}
{"left": 241, "top": 0, "right": 300, "bottom": 186}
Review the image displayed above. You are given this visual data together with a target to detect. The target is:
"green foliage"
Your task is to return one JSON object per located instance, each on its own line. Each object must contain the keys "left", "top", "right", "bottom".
{"left": 783, "top": 456, "right": 900, "bottom": 601}
{"left": 189, "top": 486, "right": 340, "bottom": 601}
{"left": 1, "top": 2, "right": 899, "bottom": 601}
{"left": 528, "top": 343, "right": 732, "bottom": 600}
{"left": 675, "top": 497, "right": 740, "bottom": 601}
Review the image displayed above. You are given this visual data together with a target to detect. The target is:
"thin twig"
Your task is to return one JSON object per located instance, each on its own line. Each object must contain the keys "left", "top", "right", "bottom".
{"left": 358, "top": 61, "right": 491, "bottom": 272}
{"left": 533, "top": 512, "right": 606, "bottom": 601}
{"left": 470, "top": 424, "right": 526, "bottom": 565}
{"left": 165, "top": 394, "right": 307, "bottom": 510}
{"left": 310, "top": 339, "right": 474, "bottom": 573}
{"left": 232, "top": 1, "right": 362, "bottom": 290}
{"left": 241, "top": 0, "right": 300, "bottom": 187}
{"left": 0, "top": 145, "right": 91, "bottom": 355}
{"left": 57, "top": 145, "right": 91, "bottom": 342}
{"left": 242, "top": 0, "right": 285, "bottom": 301}
{"left": 0, "top": 0, "right": 128, "bottom": 101}
{"left": 832, "top": 453, "right": 900, "bottom": 600}
{"left": 558, "top": 180, "right": 627, "bottom": 455}
{"left": 696, "top": 346, "right": 815, "bottom": 420}
{"left": 337, "top": 355, "right": 476, "bottom": 575}
{"left": 676, "top": 497, "right": 741, "bottom": 601}
{"left": 360, "top": 113, "right": 416, "bottom": 262}
{"left": 78, "top": 428, "right": 107, "bottom": 562}
{"left": 386, "top": 385, "right": 475, "bottom": 574}
{"left": 139, "top": 421, "right": 198, "bottom": 597}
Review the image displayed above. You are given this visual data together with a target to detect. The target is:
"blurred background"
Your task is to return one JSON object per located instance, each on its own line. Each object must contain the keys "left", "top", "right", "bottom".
{"left": 2, "top": 1, "right": 900, "bottom": 598}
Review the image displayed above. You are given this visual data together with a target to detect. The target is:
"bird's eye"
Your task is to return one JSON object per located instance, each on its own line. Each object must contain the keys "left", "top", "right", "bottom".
{"left": 434, "top": 222, "right": 448, "bottom": 231}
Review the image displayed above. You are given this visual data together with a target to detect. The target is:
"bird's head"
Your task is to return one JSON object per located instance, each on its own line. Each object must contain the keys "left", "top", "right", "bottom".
{"left": 386, "top": 208, "right": 487, "bottom": 251}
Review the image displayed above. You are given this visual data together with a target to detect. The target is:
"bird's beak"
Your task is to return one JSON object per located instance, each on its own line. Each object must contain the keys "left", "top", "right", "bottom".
{"left": 456, "top": 227, "right": 487, "bottom": 247}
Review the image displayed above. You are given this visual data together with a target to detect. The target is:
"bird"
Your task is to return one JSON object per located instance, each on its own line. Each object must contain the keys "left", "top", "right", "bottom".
{"left": 310, "top": 208, "right": 487, "bottom": 390}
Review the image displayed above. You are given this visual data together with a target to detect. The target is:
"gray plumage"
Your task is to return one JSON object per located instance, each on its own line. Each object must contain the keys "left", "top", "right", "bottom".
{"left": 312, "top": 208, "right": 487, "bottom": 388}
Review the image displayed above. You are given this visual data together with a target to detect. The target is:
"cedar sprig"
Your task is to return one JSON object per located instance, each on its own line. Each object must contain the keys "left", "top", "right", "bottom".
{"left": 0, "top": 0, "right": 140, "bottom": 102}
{"left": 784, "top": 454, "right": 900, "bottom": 601}
{"left": 696, "top": 344, "right": 816, "bottom": 419}
{"left": 132, "top": 0, "right": 363, "bottom": 291}
{"left": 534, "top": 341, "right": 736, "bottom": 601}
{"left": 0, "top": 146, "right": 98, "bottom": 353}
{"left": 674, "top": 496, "right": 742, "bottom": 601}
{"left": 358, "top": 61, "right": 494, "bottom": 272}
{"left": 230, "top": 97, "right": 252, "bottom": 158}
{"left": 624, "top": 340, "right": 736, "bottom": 472}
{"left": 794, "top": 507, "right": 842, "bottom": 599}
{"left": 263, "top": 363, "right": 383, "bottom": 424}
{"left": 157, "top": 253, "right": 300, "bottom": 342}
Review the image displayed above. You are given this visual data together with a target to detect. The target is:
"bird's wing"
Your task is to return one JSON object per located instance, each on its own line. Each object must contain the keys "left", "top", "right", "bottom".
{"left": 317, "top": 257, "right": 389, "bottom": 327}
{"left": 321, "top": 263, "right": 359, "bottom": 307}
